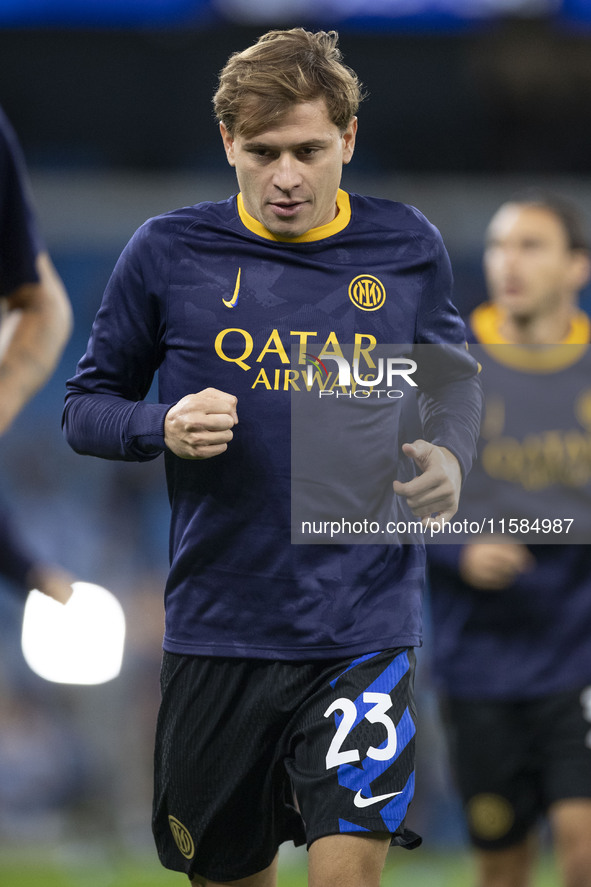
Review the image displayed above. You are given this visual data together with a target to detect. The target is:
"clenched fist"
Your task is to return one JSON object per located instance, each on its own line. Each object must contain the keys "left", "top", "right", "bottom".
{"left": 164, "top": 388, "right": 238, "bottom": 460}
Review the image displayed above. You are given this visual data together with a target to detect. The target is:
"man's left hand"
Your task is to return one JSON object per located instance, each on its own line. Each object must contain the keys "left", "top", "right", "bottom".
{"left": 393, "top": 440, "right": 462, "bottom": 527}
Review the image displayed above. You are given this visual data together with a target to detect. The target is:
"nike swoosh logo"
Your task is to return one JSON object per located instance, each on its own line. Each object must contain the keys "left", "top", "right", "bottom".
{"left": 353, "top": 789, "right": 403, "bottom": 808}
{"left": 223, "top": 268, "right": 241, "bottom": 308}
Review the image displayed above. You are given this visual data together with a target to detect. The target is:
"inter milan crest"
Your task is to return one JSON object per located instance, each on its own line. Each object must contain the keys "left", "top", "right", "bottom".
{"left": 168, "top": 815, "right": 195, "bottom": 860}
{"left": 348, "top": 275, "right": 386, "bottom": 311}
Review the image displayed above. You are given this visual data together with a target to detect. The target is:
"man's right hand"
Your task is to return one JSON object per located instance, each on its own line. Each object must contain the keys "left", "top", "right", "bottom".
{"left": 164, "top": 388, "right": 238, "bottom": 460}
{"left": 459, "top": 542, "right": 535, "bottom": 590}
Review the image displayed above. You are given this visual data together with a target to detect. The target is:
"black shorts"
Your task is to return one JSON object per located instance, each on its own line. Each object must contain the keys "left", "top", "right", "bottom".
{"left": 441, "top": 687, "right": 591, "bottom": 850}
{"left": 152, "top": 648, "right": 421, "bottom": 881}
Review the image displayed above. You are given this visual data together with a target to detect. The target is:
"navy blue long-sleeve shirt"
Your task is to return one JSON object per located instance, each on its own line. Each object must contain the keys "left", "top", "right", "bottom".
{"left": 64, "top": 190, "right": 481, "bottom": 660}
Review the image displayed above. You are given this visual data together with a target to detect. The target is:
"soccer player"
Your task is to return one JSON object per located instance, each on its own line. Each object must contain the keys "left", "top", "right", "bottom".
{"left": 427, "top": 193, "right": 591, "bottom": 887}
{"left": 0, "top": 105, "right": 73, "bottom": 605}
{"left": 63, "top": 29, "right": 481, "bottom": 887}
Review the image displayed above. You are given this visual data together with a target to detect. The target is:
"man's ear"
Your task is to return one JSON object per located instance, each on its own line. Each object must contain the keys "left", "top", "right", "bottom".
{"left": 342, "top": 116, "right": 358, "bottom": 166}
{"left": 569, "top": 250, "right": 591, "bottom": 292}
{"left": 219, "top": 123, "right": 236, "bottom": 167}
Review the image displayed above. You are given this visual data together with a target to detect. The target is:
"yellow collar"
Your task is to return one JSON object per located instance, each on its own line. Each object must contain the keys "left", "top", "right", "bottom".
{"left": 237, "top": 189, "right": 351, "bottom": 243}
{"left": 470, "top": 302, "right": 590, "bottom": 373}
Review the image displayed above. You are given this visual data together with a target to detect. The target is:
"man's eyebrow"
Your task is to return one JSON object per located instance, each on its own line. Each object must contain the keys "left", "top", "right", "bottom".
{"left": 242, "top": 137, "right": 331, "bottom": 150}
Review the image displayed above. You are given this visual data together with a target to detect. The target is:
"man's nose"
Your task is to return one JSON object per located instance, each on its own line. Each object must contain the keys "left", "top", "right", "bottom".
{"left": 272, "top": 153, "right": 302, "bottom": 191}
{"left": 501, "top": 245, "right": 521, "bottom": 266}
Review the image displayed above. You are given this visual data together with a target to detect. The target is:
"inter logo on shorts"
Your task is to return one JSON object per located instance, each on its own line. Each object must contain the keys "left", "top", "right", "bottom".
{"left": 348, "top": 275, "right": 386, "bottom": 312}
{"left": 467, "top": 793, "right": 515, "bottom": 840}
{"left": 168, "top": 815, "right": 195, "bottom": 859}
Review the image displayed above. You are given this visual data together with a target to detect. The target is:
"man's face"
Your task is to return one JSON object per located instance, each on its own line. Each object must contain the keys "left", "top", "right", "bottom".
{"left": 220, "top": 98, "right": 357, "bottom": 239}
{"left": 484, "top": 203, "right": 586, "bottom": 321}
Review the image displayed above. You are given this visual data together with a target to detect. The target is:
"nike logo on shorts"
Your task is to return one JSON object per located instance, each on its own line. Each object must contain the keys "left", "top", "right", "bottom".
{"left": 353, "top": 789, "right": 403, "bottom": 808}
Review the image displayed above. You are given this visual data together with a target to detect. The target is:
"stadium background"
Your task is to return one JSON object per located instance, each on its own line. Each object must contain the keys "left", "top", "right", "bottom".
{"left": 1, "top": 1, "right": 590, "bottom": 883}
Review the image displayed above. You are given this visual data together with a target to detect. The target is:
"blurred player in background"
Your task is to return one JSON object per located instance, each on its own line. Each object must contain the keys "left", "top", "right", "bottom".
{"left": 0, "top": 105, "right": 73, "bottom": 604}
{"left": 64, "top": 28, "right": 481, "bottom": 887}
{"left": 428, "top": 192, "right": 591, "bottom": 887}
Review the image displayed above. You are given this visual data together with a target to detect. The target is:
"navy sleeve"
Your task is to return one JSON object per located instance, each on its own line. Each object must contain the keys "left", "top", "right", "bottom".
{"left": 0, "top": 106, "right": 43, "bottom": 296}
{"left": 418, "top": 369, "right": 483, "bottom": 482}
{"left": 63, "top": 221, "right": 171, "bottom": 461}
{"left": 412, "top": 223, "right": 483, "bottom": 480}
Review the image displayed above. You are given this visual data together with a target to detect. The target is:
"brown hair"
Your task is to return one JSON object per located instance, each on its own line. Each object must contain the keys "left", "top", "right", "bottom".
{"left": 504, "top": 188, "right": 590, "bottom": 253}
{"left": 213, "top": 28, "right": 365, "bottom": 138}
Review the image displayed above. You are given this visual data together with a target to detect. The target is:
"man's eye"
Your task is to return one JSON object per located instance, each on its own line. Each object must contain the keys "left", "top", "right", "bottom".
{"left": 247, "top": 148, "right": 273, "bottom": 159}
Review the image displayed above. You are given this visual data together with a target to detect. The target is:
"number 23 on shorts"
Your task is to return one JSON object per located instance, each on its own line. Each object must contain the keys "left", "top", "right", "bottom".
{"left": 324, "top": 692, "right": 397, "bottom": 768}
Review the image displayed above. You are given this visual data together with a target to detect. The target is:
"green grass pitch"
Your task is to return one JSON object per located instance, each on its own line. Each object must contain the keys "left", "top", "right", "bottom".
{"left": 0, "top": 846, "right": 560, "bottom": 887}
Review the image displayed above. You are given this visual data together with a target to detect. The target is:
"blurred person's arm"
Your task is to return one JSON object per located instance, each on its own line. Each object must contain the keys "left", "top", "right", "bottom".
{"left": 26, "top": 563, "right": 74, "bottom": 605}
{"left": 0, "top": 251, "right": 72, "bottom": 433}
{"left": 0, "top": 507, "right": 73, "bottom": 603}
{"left": 0, "top": 107, "right": 72, "bottom": 432}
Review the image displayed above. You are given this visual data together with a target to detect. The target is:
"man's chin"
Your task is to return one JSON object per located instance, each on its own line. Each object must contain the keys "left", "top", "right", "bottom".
{"left": 260, "top": 205, "right": 314, "bottom": 239}
{"left": 497, "top": 293, "right": 531, "bottom": 312}
{"left": 265, "top": 221, "right": 309, "bottom": 239}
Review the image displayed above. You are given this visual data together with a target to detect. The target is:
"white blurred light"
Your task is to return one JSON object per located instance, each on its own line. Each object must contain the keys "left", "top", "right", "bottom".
{"left": 21, "top": 582, "right": 126, "bottom": 685}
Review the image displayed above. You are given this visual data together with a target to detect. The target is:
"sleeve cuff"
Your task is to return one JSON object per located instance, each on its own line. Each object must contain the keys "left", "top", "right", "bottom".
{"left": 430, "top": 436, "right": 473, "bottom": 484}
{"left": 125, "top": 401, "right": 171, "bottom": 457}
